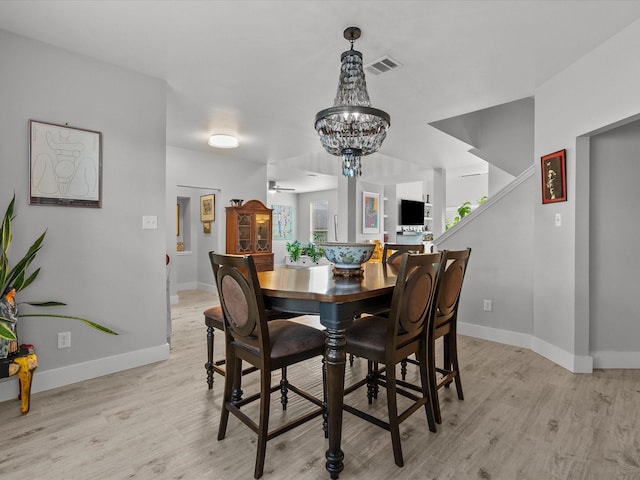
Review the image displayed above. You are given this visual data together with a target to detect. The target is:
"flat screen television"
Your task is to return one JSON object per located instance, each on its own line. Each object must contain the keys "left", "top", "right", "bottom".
{"left": 400, "top": 199, "right": 424, "bottom": 226}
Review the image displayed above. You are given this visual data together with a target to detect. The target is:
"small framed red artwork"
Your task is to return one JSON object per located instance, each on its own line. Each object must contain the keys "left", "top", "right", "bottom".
{"left": 541, "top": 149, "right": 567, "bottom": 204}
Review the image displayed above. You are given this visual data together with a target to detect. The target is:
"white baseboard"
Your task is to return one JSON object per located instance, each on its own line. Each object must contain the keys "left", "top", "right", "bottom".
{"left": 0, "top": 343, "right": 170, "bottom": 403}
{"left": 458, "top": 321, "right": 532, "bottom": 349}
{"left": 176, "top": 281, "right": 198, "bottom": 291}
{"left": 459, "top": 322, "right": 594, "bottom": 373}
{"left": 197, "top": 282, "right": 216, "bottom": 294}
{"left": 592, "top": 350, "right": 640, "bottom": 369}
{"left": 531, "top": 336, "right": 593, "bottom": 373}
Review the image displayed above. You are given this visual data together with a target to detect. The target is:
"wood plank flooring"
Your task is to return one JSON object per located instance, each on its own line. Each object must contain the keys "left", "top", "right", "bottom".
{"left": 1, "top": 289, "right": 639, "bottom": 479}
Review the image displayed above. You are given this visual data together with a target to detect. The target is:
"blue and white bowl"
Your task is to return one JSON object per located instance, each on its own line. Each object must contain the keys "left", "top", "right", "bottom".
{"left": 321, "top": 242, "right": 375, "bottom": 270}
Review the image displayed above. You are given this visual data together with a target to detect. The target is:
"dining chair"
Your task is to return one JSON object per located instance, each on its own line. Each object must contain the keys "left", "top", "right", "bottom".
{"left": 210, "top": 253, "right": 326, "bottom": 479}
{"left": 204, "top": 305, "right": 298, "bottom": 388}
{"left": 428, "top": 247, "right": 471, "bottom": 424}
{"left": 347, "top": 243, "right": 425, "bottom": 368}
{"left": 343, "top": 251, "right": 445, "bottom": 467}
{"left": 381, "top": 243, "right": 424, "bottom": 266}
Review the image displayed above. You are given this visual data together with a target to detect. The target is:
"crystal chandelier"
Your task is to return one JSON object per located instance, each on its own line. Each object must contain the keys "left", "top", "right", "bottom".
{"left": 315, "top": 27, "right": 391, "bottom": 177}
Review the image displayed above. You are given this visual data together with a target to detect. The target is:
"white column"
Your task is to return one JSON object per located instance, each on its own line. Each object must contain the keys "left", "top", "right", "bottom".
{"left": 432, "top": 168, "right": 446, "bottom": 238}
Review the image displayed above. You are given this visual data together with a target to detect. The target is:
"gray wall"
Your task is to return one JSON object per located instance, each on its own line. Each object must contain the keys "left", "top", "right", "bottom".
{"left": 590, "top": 119, "right": 640, "bottom": 356}
{"left": 430, "top": 97, "right": 534, "bottom": 177}
{"left": 174, "top": 186, "right": 218, "bottom": 293}
{"left": 437, "top": 171, "right": 535, "bottom": 342}
{"left": 166, "top": 145, "right": 270, "bottom": 301}
{"left": 0, "top": 30, "right": 167, "bottom": 401}
{"left": 534, "top": 17, "right": 640, "bottom": 370}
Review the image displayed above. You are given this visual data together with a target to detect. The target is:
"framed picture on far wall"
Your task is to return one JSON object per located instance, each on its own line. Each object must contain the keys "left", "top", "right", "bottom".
{"left": 200, "top": 194, "right": 215, "bottom": 221}
{"left": 362, "top": 191, "right": 380, "bottom": 234}
{"left": 272, "top": 205, "right": 294, "bottom": 240}
{"left": 541, "top": 149, "right": 567, "bottom": 204}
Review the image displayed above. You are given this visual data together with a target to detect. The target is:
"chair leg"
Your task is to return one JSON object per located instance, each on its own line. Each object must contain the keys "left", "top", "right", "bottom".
{"left": 255, "top": 367, "right": 272, "bottom": 479}
{"left": 385, "top": 365, "right": 404, "bottom": 468}
{"left": 429, "top": 337, "right": 442, "bottom": 425}
{"left": 419, "top": 348, "right": 437, "bottom": 433}
{"left": 349, "top": 353, "right": 354, "bottom": 367}
{"left": 400, "top": 358, "right": 407, "bottom": 380}
{"left": 448, "top": 333, "right": 464, "bottom": 400}
{"left": 443, "top": 336, "right": 452, "bottom": 388}
{"left": 280, "top": 366, "right": 289, "bottom": 411}
{"left": 366, "top": 360, "right": 376, "bottom": 404}
{"left": 218, "top": 355, "right": 240, "bottom": 441}
{"left": 205, "top": 325, "right": 214, "bottom": 388}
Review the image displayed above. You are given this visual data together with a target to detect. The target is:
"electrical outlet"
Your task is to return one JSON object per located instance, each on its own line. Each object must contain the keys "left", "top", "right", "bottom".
{"left": 555, "top": 213, "right": 562, "bottom": 227}
{"left": 483, "top": 299, "right": 493, "bottom": 312}
{"left": 58, "top": 331, "right": 71, "bottom": 349}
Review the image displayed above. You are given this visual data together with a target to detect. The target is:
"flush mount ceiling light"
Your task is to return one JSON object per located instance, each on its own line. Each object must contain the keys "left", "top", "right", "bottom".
{"left": 208, "top": 134, "right": 239, "bottom": 149}
{"left": 314, "top": 26, "right": 391, "bottom": 177}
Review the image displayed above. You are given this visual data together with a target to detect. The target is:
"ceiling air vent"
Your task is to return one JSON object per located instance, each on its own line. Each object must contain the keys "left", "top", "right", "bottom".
{"left": 365, "top": 55, "right": 402, "bottom": 76}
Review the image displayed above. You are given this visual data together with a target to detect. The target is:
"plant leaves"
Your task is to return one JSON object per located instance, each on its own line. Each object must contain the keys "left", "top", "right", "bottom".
{"left": 17, "top": 267, "right": 40, "bottom": 291}
{"left": 22, "top": 300, "right": 67, "bottom": 307}
{"left": 19, "top": 313, "right": 119, "bottom": 335}
{"left": 4, "top": 231, "right": 46, "bottom": 293}
{"left": 0, "top": 320, "right": 16, "bottom": 341}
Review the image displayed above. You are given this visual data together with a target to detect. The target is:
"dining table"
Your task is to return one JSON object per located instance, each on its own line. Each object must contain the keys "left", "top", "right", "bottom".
{"left": 257, "top": 262, "right": 397, "bottom": 479}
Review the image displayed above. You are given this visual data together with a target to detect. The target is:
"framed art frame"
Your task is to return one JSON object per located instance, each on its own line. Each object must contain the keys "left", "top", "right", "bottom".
{"left": 29, "top": 120, "right": 102, "bottom": 207}
{"left": 272, "top": 204, "right": 294, "bottom": 240}
{"left": 176, "top": 204, "right": 180, "bottom": 236}
{"left": 541, "top": 149, "right": 567, "bottom": 204}
{"left": 200, "top": 194, "right": 215, "bottom": 222}
{"left": 362, "top": 191, "right": 380, "bottom": 234}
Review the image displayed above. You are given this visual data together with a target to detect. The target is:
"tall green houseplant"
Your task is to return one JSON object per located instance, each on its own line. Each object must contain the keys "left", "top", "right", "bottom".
{"left": 0, "top": 195, "right": 117, "bottom": 354}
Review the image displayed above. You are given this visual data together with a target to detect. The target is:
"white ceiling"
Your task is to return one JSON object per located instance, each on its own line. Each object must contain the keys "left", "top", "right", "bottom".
{"left": 2, "top": 1, "right": 640, "bottom": 193}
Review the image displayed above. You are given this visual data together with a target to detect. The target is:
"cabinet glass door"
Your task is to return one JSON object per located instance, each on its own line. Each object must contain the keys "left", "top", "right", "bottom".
{"left": 237, "top": 213, "right": 252, "bottom": 252}
{"left": 255, "top": 213, "right": 270, "bottom": 252}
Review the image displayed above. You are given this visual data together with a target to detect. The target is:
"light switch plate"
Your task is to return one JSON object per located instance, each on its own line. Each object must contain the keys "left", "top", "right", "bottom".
{"left": 142, "top": 216, "right": 158, "bottom": 229}
{"left": 555, "top": 213, "right": 562, "bottom": 227}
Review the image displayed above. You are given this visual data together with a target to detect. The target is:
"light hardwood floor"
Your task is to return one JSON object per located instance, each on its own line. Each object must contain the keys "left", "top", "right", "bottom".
{"left": 1, "top": 289, "right": 639, "bottom": 479}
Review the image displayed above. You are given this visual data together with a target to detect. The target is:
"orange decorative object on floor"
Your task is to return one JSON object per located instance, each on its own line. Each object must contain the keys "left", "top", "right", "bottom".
{"left": 0, "top": 344, "right": 38, "bottom": 415}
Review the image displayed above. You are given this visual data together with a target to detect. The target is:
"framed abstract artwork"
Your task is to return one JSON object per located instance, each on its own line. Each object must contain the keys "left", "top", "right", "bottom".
{"left": 29, "top": 120, "right": 102, "bottom": 207}
{"left": 272, "top": 204, "right": 294, "bottom": 240}
{"left": 362, "top": 191, "right": 380, "bottom": 234}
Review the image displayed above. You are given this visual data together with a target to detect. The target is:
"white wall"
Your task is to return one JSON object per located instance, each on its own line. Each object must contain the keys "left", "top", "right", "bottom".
{"left": 445, "top": 168, "right": 488, "bottom": 223}
{"left": 488, "top": 164, "right": 515, "bottom": 197}
{"left": 166, "top": 146, "right": 270, "bottom": 300}
{"left": 174, "top": 186, "right": 218, "bottom": 293}
{"left": 437, "top": 172, "right": 535, "bottom": 344}
{"left": 589, "top": 119, "right": 640, "bottom": 364}
{"left": 0, "top": 30, "right": 168, "bottom": 401}
{"left": 534, "top": 17, "right": 640, "bottom": 371}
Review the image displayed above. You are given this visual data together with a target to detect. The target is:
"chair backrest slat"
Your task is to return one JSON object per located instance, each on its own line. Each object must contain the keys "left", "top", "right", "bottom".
{"left": 209, "top": 252, "right": 271, "bottom": 353}
{"left": 385, "top": 252, "right": 445, "bottom": 352}
{"left": 382, "top": 243, "right": 424, "bottom": 266}
{"left": 436, "top": 248, "right": 471, "bottom": 327}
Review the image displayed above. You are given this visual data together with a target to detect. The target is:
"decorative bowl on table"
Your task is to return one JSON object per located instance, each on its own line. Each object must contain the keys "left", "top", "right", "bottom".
{"left": 321, "top": 242, "right": 376, "bottom": 277}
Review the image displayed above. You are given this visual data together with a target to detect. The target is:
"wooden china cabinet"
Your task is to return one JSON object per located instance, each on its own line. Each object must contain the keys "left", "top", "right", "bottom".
{"left": 225, "top": 199, "right": 274, "bottom": 271}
